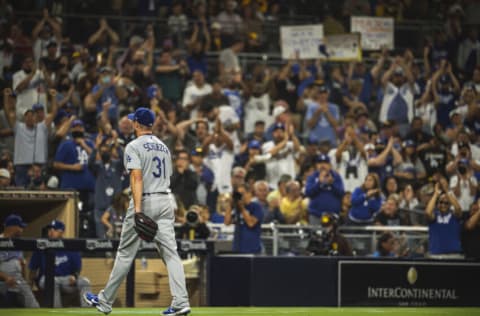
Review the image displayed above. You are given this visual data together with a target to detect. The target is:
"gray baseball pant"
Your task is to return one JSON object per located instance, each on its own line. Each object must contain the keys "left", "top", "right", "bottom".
{"left": 39, "top": 275, "right": 91, "bottom": 307}
{"left": 97, "top": 195, "right": 190, "bottom": 311}
{"left": 0, "top": 259, "right": 39, "bottom": 308}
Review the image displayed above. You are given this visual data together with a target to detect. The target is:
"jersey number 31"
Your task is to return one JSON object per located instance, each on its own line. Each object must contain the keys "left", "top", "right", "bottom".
{"left": 152, "top": 156, "right": 166, "bottom": 179}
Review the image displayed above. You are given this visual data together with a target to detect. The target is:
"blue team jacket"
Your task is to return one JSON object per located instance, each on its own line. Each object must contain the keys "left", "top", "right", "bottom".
{"left": 305, "top": 170, "right": 344, "bottom": 217}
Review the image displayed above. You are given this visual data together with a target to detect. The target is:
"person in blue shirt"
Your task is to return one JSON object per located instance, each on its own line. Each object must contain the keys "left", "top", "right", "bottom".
{"left": 305, "top": 154, "right": 345, "bottom": 225}
{"left": 348, "top": 173, "right": 383, "bottom": 225}
{"left": 224, "top": 183, "right": 264, "bottom": 254}
{"left": 53, "top": 119, "right": 96, "bottom": 236}
{"left": 431, "top": 64, "right": 460, "bottom": 128}
{"left": 372, "top": 232, "right": 396, "bottom": 257}
{"left": 90, "top": 67, "right": 120, "bottom": 126}
{"left": 425, "top": 182, "right": 463, "bottom": 257}
{"left": 305, "top": 84, "right": 340, "bottom": 146}
{"left": 0, "top": 214, "right": 39, "bottom": 308}
{"left": 28, "top": 220, "right": 91, "bottom": 307}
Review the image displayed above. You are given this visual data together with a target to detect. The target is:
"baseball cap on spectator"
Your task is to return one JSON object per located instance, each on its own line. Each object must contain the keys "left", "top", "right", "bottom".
{"left": 47, "top": 219, "right": 65, "bottom": 231}
{"left": 32, "top": 103, "right": 44, "bottom": 112}
{"left": 54, "top": 109, "right": 70, "bottom": 125}
{"left": 458, "top": 141, "right": 470, "bottom": 149}
{"left": 316, "top": 154, "right": 330, "bottom": 163}
{"left": 272, "top": 106, "right": 286, "bottom": 118}
{"left": 248, "top": 140, "right": 261, "bottom": 149}
{"left": 4, "top": 214, "right": 26, "bottom": 228}
{"left": 317, "top": 84, "right": 329, "bottom": 93}
{"left": 0, "top": 168, "right": 10, "bottom": 179}
{"left": 23, "top": 108, "right": 34, "bottom": 116}
{"left": 449, "top": 109, "right": 461, "bottom": 119}
{"left": 71, "top": 119, "right": 84, "bottom": 128}
{"left": 99, "top": 66, "right": 113, "bottom": 74}
{"left": 129, "top": 35, "right": 144, "bottom": 47}
{"left": 191, "top": 147, "right": 204, "bottom": 156}
{"left": 147, "top": 85, "right": 159, "bottom": 99}
{"left": 127, "top": 107, "right": 155, "bottom": 127}
{"left": 211, "top": 22, "right": 221, "bottom": 30}
{"left": 364, "top": 143, "right": 375, "bottom": 151}
{"left": 439, "top": 74, "right": 451, "bottom": 84}
{"left": 272, "top": 122, "right": 285, "bottom": 131}
{"left": 72, "top": 51, "right": 81, "bottom": 59}
{"left": 393, "top": 66, "right": 404, "bottom": 76}
{"left": 306, "top": 138, "right": 319, "bottom": 146}
{"left": 47, "top": 175, "right": 59, "bottom": 189}
{"left": 403, "top": 139, "right": 416, "bottom": 148}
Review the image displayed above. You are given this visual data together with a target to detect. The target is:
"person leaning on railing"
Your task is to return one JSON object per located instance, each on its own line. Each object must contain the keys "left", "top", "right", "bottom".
{"left": 425, "top": 182, "right": 463, "bottom": 259}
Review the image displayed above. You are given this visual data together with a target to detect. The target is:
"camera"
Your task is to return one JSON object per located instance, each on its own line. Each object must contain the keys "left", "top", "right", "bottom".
{"left": 185, "top": 210, "right": 199, "bottom": 227}
{"left": 232, "top": 191, "right": 243, "bottom": 203}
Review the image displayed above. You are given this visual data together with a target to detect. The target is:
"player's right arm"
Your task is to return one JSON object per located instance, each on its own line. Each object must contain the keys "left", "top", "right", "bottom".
{"left": 130, "top": 169, "right": 143, "bottom": 213}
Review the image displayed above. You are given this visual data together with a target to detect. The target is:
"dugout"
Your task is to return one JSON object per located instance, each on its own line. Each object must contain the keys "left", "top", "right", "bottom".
{"left": 0, "top": 190, "right": 78, "bottom": 238}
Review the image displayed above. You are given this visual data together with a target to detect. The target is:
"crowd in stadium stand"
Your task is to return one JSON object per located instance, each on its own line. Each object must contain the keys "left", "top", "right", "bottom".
{"left": 0, "top": 1, "right": 479, "bottom": 259}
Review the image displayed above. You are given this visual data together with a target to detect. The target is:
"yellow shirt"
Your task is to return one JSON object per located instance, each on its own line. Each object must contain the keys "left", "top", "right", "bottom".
{"left": 279, "top": 197, "right": 308, "bottom": 224}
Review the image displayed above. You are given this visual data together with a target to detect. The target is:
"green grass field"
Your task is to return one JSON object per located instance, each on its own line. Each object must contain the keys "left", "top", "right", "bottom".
{"left": 3, "top": 307, "right": 480, "bottom": 316}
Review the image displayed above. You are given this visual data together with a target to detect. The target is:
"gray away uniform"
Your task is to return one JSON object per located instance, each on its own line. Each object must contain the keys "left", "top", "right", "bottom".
{"left": 96, "top": 134, "right": 189, "bottom": 312}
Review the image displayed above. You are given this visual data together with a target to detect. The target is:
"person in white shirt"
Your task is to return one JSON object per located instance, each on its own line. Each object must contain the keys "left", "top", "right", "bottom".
{"left": 215, "top": 0, "right": 243, "bottom": 37}
{"left": 244, "top": 83, "right": 271, "bottom": 135}
{"left": 449, "top": 159, "right": 478, "bottom": 213}
{"left": 203, "top": 119, "right": 235, "bottom": 194}
{"left": 262, "top": 122, "right": 301, "bottom": 189}
{"left": 182, "top": 70, "right": 212, "bottom": 119}
{"left": 31, "top": 9, "right": 62, "bottom": 65}
{"left": 12, "top": 56, "right": 50, "bottom": 120}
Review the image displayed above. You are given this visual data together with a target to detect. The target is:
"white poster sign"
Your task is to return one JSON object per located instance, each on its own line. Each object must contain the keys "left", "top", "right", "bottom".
{"left": 323, "top": 33, "right": 362, "bottom": 61}
{"left": 280, "top": 24, "right": 324, "bottom": 60}
{"left": 351, "top": 16, "right": 394, "bottom": 50}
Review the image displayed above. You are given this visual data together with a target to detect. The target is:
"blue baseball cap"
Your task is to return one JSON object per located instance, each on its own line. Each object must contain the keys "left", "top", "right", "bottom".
{"left": 32, "top": 103, "right": 44, "bottom": 112}
{"left": 54, "top": 110, "right": 71, "bottom": 125}
{"left": 71, "top": 119, "right": 84, "bottom": 128}
{"left": 248, "top": 140, "right": 261, "bottom": 149}
{"left": 4, "top": 214, "right": 27, "bottom": 228}
{"left": 191, "top": 147, "right": 204, "bottom": 156}
{"left": 127, "top": 107, "right": 155, "bottom": 127}
{"left": 316, "top": 154, "right": 330, "bottom": 163}
{"left": 47, "top": 219, "right": 65, "bottom": 231}
{"left": 147, "top": 85, "right": 159, "bottom": 100}
{"left": 272, "top": 122, "right": 285, "bottom": 131}
{"left": 403, "top": 139, "right": 416, "bottom": 148}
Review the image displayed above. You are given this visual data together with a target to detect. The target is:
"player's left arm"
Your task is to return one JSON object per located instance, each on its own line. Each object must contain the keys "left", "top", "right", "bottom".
{"left": 130, "top": 169, "right": 143, "bottom": 213}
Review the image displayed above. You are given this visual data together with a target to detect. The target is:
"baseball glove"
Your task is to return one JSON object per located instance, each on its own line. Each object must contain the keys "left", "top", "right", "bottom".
{"left": 134, "top": 213, "right": 158, "bottom": 242}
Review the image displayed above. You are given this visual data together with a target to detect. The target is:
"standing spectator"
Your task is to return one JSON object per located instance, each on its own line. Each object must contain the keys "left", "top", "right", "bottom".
{"left": 0, "top": 168, "right": 10, "bottom": 189}
{"left": 462, "top": 199, "right": 480, "bottom": 260}
{"left": 218, "top": 37, "right": 244, "bottom": 76}
{"left": 305, "top": 84, "right": 340, "bottom": 146}
{"left": 31, "top": 9, "right": 62, "bottom": 64}
{"left": 368, "top": 137, "right": 402, "bottom": 183}
{"left": 372, "top": 232, "right": 396, "bottom": 257}
{"left": 87, "top": 18, "right": 120, "bottom": 57}
{"left": 431, "top": 62, "right": 460, "bottom": 128}
{"left": 203, "top": 119, "right": 234, "bottom": 194}
{"left": 182, "top": 70, "right": 212, "bottom": 119}
{"left": 449, "top": 158, "right": 478, "bottom": 214}
{"left": 399, "top": 184, "right": 422, "bottom": 225}
{"left": 88, "top": 132, "right": 124, "bottom": 238}
{"left": 262, "top": 123, "right": 301, "bottom": 189}
{"left": 209, "top": 22, "right": 227, "bottom": 52}
{"left": 426, "top": 183, "right": 463, "bottom": 258}
{"left": 0, "top": 88, "right": 14, "bottom": 154}
{"left": 306, "top": 154, "right": 345, "bottom": 224}
{"left": 215, "top": 0, "right": 244, "bottom": 40}
{"left": 244, "top": 83, "right": 271, "bottom": 135}
{"left": 189, "top": 147, "right": 214, "bottom": 210}
{"left": 5, "top": 89, "right": 58, "bottom": 187}
{"left": 457, "top": 27, "right": 480, "bottom": 74}
{"left": 101, "top": 192, "right": 129, "bottom": 239}
{"left": 12, "top": 55, "right": 50, "bottom": 119}
{"left": 186, "top": 22, "right": 210, "bottom": 75}
{"left": 394, "top": 139, "right": 427, "bottom": 188}
{"left": 241, "top": 140, "right": 267, "bottom": 184}
{"left": 154, "top": 51, "right": 189, "bottom": 105}
{"left": 379, "top": 57, "right": 414, "bottom": 137}
{"left": 168, "top": 1, "right": 189, "bottom": 47}
{"left": 348, "top": 173, "right": 383, "bottom": 225}
{"left": 224, "top": 183, "right": 263, "bottom": 254}
{"left": 90, "top": 67, "right": 120, "bottom": 125}
{"left": 171, "top": 149, "right": 199, "bottom": 210}
{"left": 53, "top": 120, "right": 95, "bottom": 236}
{"left": 333, "top": 126, "right": 368, "bottom": 192}
{"left": 0, "top": 214, "right": 39, "bottom": 308}
{"left": 28, "top": 220, "right": 91, "bottom": 308}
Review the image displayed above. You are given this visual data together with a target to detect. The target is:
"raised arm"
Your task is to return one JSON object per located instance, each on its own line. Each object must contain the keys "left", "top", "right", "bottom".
{"left": 44, "top": 89, "right": 59, "bottom": 128}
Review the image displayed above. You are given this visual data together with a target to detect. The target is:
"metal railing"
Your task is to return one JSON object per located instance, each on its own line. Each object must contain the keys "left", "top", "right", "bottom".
{"left": 201, "top": 223, "right": 429, "bottom": 257}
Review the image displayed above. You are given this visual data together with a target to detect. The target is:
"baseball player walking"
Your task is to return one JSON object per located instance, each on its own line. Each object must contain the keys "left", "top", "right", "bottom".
{"left": 84, "top": 107, "right": 190, "bottom": 315}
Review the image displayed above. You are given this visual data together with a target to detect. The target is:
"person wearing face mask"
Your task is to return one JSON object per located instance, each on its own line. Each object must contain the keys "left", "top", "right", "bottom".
{"left": 0, "top": 214, "right": 40, "bottom": 308}
{"left": 53, "top": 119, "right": 96, "bottom": 236}
{"left": 91, "top": 67, "right": 120, "bottom": 126}
{"left": 88, "top": 132, "right": 124, "bottom": 238}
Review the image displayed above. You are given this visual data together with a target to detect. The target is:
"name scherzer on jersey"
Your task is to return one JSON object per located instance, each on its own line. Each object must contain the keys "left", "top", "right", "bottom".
{"left": 124, "top": 134, "right": 172, "bottom": 192}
